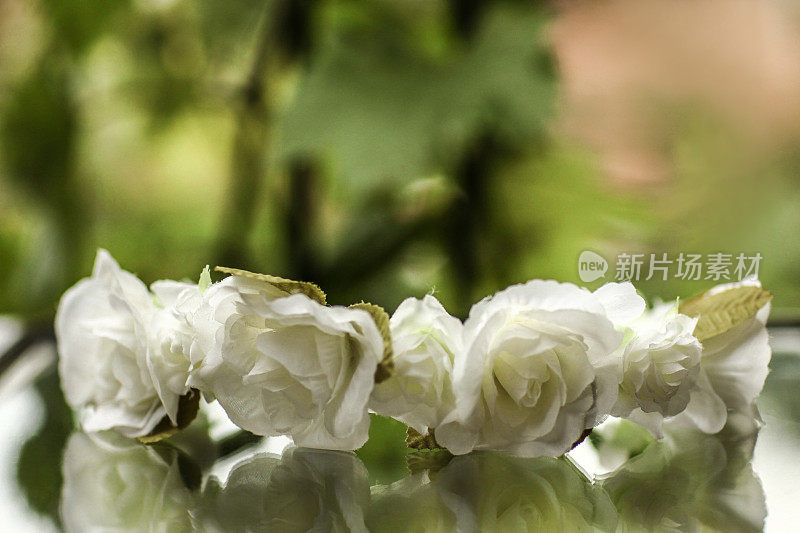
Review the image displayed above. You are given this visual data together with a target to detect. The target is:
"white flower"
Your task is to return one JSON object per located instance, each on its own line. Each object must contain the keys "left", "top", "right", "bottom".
{"left": 147, "top": 279, "right": 204, "bottom": 423}
{"left": 667, "top": 280, "right": 771, "bottom": 434}
{"left": 436, "top": 280, "right": 630, "bottom": 457}
{"left": 370, "top": 295, "right": 462, "bottom": 434}
{"left": 172, "top": 273, "right": 241, "bottom": 376}
{"left": 607, "top": 301, "right": 702, "bottom": 437}
{"left": 61, "top": 431, "right": 195, "bottom": 533}
{"left": 190, "top": 275, "right": 384, "bottom": 450}
{"left": 197, "top": 447, "right": 370, "bottom": 533}
{"left": 56, "top": 250, "right": 187, "bottom": 437}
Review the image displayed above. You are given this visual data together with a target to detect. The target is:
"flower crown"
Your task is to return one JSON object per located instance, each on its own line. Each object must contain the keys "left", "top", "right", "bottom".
{"left": 55, "top": 249, "right": 773, "bottom": 457}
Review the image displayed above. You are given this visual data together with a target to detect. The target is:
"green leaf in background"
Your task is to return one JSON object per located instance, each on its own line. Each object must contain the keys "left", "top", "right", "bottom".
{"left": 215, "top": 266, "right": 327, "bottom": 305}
{"left": 350, "top": 302, "right": 394, "bottom": 383}
{"left": 356, "top": 414, "right": 409, "bottom": 485}
{"left": 679, "top": 285, "right": 772, "bottom": 341}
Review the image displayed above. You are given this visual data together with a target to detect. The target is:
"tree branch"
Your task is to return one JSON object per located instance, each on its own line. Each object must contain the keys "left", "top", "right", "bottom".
{"left": 0, "top": 323, "right": 55, "bottom": 379}
{"left": 214, "top": 0, "right": 318, "bottom": 270}
{"left": 213, "top": 10, "right": 274, "bottom": 269}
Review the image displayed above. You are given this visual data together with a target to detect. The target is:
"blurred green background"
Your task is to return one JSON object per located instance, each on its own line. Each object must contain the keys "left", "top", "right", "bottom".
{"left": 2, "top": 0, "right": 800, "bottom": 528}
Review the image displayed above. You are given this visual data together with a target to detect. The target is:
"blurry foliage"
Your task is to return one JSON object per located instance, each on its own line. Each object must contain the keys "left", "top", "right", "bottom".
{"left": 39, "top": 0, "right": 130, "bottom": 54}
{"left": 626, "top": 110, "right": 800, "bottom": 309}
{"left": 1, "top": 59, "right": 84, "bottom": 312}
{"left": 2, "top": 63, "right": 75, "bottom": 197}
{"left": 2, "top": 0, "right": 797, "bottom": 317}
{"left": 1, "top": 0, "right": 800, "bottom": 523}
{"left": 279, "top": 2, "right": 553, "bottom": 196}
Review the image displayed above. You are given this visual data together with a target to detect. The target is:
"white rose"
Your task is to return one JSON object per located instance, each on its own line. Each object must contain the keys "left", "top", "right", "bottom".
{"left": 197, "top": 447, "right": 370, "bottom": 533}
{"left": 148, "top": 280, "right": 208, "bottom": 420}
{"left": 190, "top": 275, "right": 384, "bottom": 450}
{"left": 370, "top": 295, "right": 462, "bottom": 434}
{"left": 667, "top": 280, "right": 771, "bottom": 434}
{"left": 606, "top": 301, "right": 702, "bottom": 437}
{"left": 172, "top": 273, "right": 241, "bottom": 376}
{"left": 436, "top": 280, "right": 630, "bottom": 457}
{"left": 56, "top": 250, "right": 187, "bottom": 437}
{"left": 61, "top": 431, "right": 195, "bottom": 533}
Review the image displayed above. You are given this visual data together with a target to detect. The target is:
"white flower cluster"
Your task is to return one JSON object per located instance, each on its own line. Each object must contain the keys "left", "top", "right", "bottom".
{"left": 55, "top": 250, "right": 772, "bottom": 456}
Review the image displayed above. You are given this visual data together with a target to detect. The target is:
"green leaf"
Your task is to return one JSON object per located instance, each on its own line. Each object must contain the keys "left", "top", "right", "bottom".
{"left": 215, "top": 266, "right": 327, "bottom": 305}
{"left": 679, "top": 285, "right": 773, "bottom": 341}
{"left": 355, "top": 414, "right": 409, "bottom": 485}
{"left": 350, "top": 302, "right": 393, "bottom": 383}
{"left": 198, "top": 265, "right": 212, "bottom": 294}
{"left": 138, "top": 389, "right": 201, "bottom": 444}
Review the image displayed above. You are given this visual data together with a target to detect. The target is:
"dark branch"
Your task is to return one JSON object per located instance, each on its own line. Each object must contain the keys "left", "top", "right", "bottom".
{"left": 0, "top": 323, "right": 55, "bottom": 379}
{"left": 217, "top": 430, "right": 263, "bottom": 458}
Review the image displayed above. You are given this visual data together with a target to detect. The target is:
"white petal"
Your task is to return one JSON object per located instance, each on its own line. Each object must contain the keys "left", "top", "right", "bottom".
{"left": 594, "top": 282, "right": 647, "bottom": 325}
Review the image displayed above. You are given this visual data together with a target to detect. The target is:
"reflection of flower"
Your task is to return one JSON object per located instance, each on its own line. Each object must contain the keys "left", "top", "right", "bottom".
{"left": 190, "top": 275, "right": 384, "bottom": 449}
{"left": 56, "top": 250, "right": 190, "bottom": 437}
{"left": 609, "top": 302, "right": 702, "bottom": 437}
{"left": 437, "top": 452, "right": 617, "bottom": 532}
{"left": 198, "top": 447, "right": 370, "bottom": 533}
{"left": 367, "top": 474, "right": 456, "bottom": 533}
{"left": 601, "top": 425, "right": 765, "bottom": 532}
{"left": 61, "top": 431, "right": 195, "bottom": 532}
{"left": 368, "top": 452, "right": 617, "bottom": 532}
{"left": 437, "top": 281, "right": 630, "bottom": 457}
{"left": 668, "top": 280, "right": 771, "bottom": 434}
{"left": 370, "top": 295, "right": 462, "bottom": 434}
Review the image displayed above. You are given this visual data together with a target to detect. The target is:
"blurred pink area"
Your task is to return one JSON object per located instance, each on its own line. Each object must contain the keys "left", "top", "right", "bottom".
{"left": 552, "top": 0, "right": 800, "bottom": 188}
